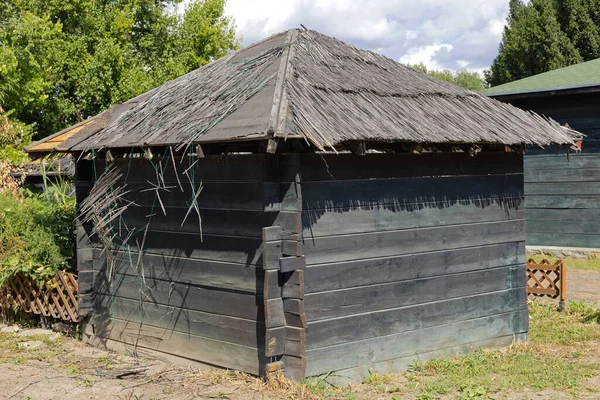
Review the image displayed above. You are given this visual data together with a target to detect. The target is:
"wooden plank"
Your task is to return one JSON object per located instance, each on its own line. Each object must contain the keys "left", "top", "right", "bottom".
{"left": 282, "top": 270, "right": 304, "bottom": 299}
{"left": 279, "top": 153, "right": 523, "bottom": 182}
{"left": 302, "top": 220, "right": 525, "bottom": 266}
{"left": 282, "top": 240, "right": 303, "bottom": 256}
{"left": 322, "top": 333, "right": 526, "bottom": 383}
{"left": 304, "top": 310, "right": 528, "bottom": 376}
{"left": 526, "top": 195, "right": 600, "bottom": 209}
{"left": 525, "top": 182, "right": 600, "bottom": 196}
{"left": 526, "top": 233, "right": 600, "bottom": 248}
{"left": 302, "top": 201, "right": 524, "bottom": 238}
{"left": 86, "top": 315, "right": 264, "bottom": 375}
{"left": 285, "top": 339, "right": 304, "bottom": 357}
{"left": 77, "top": 154, "right": 273, "bottom": 184}
{"left": 265, "top": 298, "right": 285, "bottom": 329}
{"left": 304, "top": 265, "right": 526, "bottom": 321}
{"left": 95, "top": 252, "right": 261, "bottom": 293}
{"left": 280, "top": 256, "right": 306, "bottom": 273}
{"left": 300, "top": 174, "right": 523, "bottom": 211}
{"left": 119, "top": 207, "right": 293, "bottom": 238}
{"left": 266, "top": 327, "right": 286, "bottom": 357}
{"left": 285, "top": 312, "right": 307, "bottom": 328}
{"left": 305, "top": 242, "right": 525, "bottom": 293}
{"left": 263, "top": 270, "right": 282, "bottom": 300}
{"left": 94, "top": 275, "right": 260, "bottom": 319}
{"left": 524, "top": 169, "right": 600, "bottom": 183}
{"left": 286, "top": 326, "right": 306, "bottom": 343}
{"left": 95, "top": 296, "right": 269, "bottom": 348}
{"left": 123, "top": 181, "right": 277, "bottom": 211}
{"left": 284, "top": 355, "right": 307, "bottom": 381}
{"left": 526, "top": 208, "right": 600, "bottom": 222}
{"left": 283, "top": 299, "right": 303, "bottom": 315}
{"left": 527, "top": 219, "right": 600, "bottom": 235}
{"left": 306, "top": 288, "right": 527, "bottom": 349}
{"left": 90, "top": 231, "right": 263, "bottom": 265}
{"left": 524, "top": 153, "right": 600, "bottom": 170}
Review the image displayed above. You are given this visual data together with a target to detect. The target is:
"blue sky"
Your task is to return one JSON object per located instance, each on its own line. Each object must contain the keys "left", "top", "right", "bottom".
{"left": 216, "top": 0, "right": 510, "bottom": 75}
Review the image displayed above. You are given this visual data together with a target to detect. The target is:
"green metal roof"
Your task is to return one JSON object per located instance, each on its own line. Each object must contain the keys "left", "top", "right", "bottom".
{"left": 484, "top": 58, "right": 600, "bottom": 97}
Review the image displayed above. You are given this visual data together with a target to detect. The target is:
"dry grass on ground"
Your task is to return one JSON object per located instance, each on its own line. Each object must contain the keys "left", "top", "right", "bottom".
{"left": 0, "top": 300, "right": 599, "bottom": 399}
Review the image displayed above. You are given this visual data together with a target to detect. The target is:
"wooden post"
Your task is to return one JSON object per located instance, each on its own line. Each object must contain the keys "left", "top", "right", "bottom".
{"left": 559, "top": 261, "right": 567, "bottom": 311}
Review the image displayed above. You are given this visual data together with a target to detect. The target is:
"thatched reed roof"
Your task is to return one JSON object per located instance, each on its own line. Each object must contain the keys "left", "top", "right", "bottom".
{"left": 28, "top": 29, "right": 580, "bottom": 154}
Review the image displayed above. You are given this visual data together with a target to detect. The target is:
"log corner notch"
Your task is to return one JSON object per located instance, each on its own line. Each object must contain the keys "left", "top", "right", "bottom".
{"left": 263, "top": 154, "right": 306, "bottom": 381}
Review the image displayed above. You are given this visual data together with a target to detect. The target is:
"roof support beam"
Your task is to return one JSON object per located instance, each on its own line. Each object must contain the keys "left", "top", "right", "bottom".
{"left": 344, "top": 140, "right": 366, "bottom": 156}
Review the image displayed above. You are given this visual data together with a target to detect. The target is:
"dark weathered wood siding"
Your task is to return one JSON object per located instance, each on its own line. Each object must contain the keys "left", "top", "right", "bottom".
{"left": 299, "top": 153, "right": 528, "bottom": 380}
{"left": 76, "top": 155, "right": 283, "bottom": 375}
{"left": 76, "top": 151, "right": 528, "bottom": 381}
{"left": 510, "top": 93, "right": 600, "bottom": 248}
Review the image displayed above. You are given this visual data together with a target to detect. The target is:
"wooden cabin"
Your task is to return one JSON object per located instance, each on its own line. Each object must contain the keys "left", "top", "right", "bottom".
{"left": 486, "top": 59, "right": 600, "bottom": 250}
{"left": 27, "top": 29, "right": 578, "bottom": 382}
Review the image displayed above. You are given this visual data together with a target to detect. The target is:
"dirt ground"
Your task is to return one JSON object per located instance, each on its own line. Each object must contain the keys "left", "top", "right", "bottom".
{"left": 0, "top": 269, "right": 599, "bottom": 400}
{"left": 567, "top": 268, "right": 600, "bottom": 307}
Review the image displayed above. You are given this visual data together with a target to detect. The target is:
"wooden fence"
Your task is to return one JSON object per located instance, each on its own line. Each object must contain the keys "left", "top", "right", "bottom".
{"left": 526, "top": 258, "right": 567, "bottom": 305}
{"left": 0, "top": 271, "right": 80, "bottom": 322}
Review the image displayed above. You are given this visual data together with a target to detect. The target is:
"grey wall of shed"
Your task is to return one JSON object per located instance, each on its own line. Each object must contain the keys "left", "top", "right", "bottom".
{"left": 298, "top": 152, "right": 528, "bottom": 382}
{"left": 74, "top": 151, "right": 528, "bottom": 382}
{"left": 75, "top": 155, "right": 284, "bottom": 375}
{"left": 507, "top": 92, "right": 600, "bottom": 248}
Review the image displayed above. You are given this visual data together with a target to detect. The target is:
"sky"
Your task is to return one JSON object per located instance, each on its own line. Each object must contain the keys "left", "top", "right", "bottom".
{"left": 218, "top": 0, "right": 510, "bottom": 75}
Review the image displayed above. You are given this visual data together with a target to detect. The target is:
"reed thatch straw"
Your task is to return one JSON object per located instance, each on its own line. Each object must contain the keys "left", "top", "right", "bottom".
{"left": 36, "top": 29, "right": 580, "bottom": 153}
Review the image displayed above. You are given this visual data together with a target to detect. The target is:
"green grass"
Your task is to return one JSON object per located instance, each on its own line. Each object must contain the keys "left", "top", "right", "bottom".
{"left": 401, "top": 301, "right": 600, "bottom": 399}
{"left": 530, "top": 255, "right": 600, "bottom": 272}
{"left": 0, "top": 331, "right": 65, "bottom": 364}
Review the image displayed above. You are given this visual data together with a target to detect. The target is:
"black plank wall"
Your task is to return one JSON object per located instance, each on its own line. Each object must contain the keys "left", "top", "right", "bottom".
{"left": 76, "top": 154, "right": 286, "bottom": 375}
{"left": 297, "top": 153, "right": 528, "bottom": 381}
{"left": 507, "top": 93, "right": 600, "bottom": 248}
{"left": 75, "top": 151, "right": 528, "bottom": 381}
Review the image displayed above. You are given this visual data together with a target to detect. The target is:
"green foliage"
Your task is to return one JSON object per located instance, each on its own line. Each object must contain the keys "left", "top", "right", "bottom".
{"left": 486, "top": 0, "right": 600, "bottom": 86}
{"left": 0, "top": 0, "right": 239, "bottom": 139}
{"left": 0, "top": 107, "right": 32, "bottom": 164}
{"left": 0, "top": 173, "right": 75, "bottom": 286}
{"left": 408, "top": 63, "right": 487, "bottom": 91}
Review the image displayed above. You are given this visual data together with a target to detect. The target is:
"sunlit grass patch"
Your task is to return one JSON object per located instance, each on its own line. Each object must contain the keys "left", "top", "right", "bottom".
{"left": 404, "top": 300, "right": 600, "bottom": 399}
{"left": 530, "top": 255, "right": 600, "bottom": 272}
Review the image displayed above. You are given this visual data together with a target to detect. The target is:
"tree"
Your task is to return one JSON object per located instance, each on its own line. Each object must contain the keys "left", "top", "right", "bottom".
{"left": 408, "top": 63, "right": 487, "bottom": 91}
{"left": 0, "top": 0, "right": 239, "bottom": 139}
{"left": 486, "top": 0, "right": 600, "bottom": 87}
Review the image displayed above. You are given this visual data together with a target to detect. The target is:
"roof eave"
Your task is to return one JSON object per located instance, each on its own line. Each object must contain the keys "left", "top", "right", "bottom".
{"left": 486, "top": 82, "right": 600, "bottom": 101}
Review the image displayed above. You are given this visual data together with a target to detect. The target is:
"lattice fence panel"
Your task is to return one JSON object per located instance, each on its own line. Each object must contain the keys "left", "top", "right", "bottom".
{"left": 526, "top": 258, "right": 567, "bottom": 302}
{"left": 0, "top": 271, "right": 79, "bottom": 322}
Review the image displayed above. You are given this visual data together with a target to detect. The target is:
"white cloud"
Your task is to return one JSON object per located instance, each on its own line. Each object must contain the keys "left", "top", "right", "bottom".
{"left": 182, "top": 0, "right": 512, "bottom": 72}
{"left": 399, "top": 44, "right": 453, "bottom": 70}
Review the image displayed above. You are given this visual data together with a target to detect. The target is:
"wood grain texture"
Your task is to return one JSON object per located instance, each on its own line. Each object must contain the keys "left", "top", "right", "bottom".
{"left": 94, "top": 252, "right": 261, "bottom": 293}
{"left": 307, "top": 288, "right": 527, "bottom": 349}
{"left": 94, "top": 274, "right": 261, "bottom": 319}
{"left": 305, "top": 242, "right": 525, "bottom": 293}
{"left": 280, "top": 153, "right": 523, "bottom": 182}
{"left": 325, "top": 333, "right": 527, "bottom": 384}
{"left": 305, "top": 310, "right": 528, "bottom": 376}
{"left": 304, "top": 265, "right": 526, "bottom": 321}
{"left": 95, "top": 296, "right": 268, "bottom": 348}
{"left": 302, "top": 220, "right": 525, "bottom": 265}
{"left": 302, "top": 201, "right": 524, "bottom": 238}
{"left": 86, "top": 315, "right": 264, "bottom": 375}
{"left": 301, "top": 174, "right": 523, "bottom": 211}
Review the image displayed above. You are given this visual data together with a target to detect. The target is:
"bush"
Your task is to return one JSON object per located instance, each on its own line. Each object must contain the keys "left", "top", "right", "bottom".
{"left": 0, "top": 106, "right": 32, "bottom": 165}
{"left": 0, "top": 180, "right": 75, "bottom": 287}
